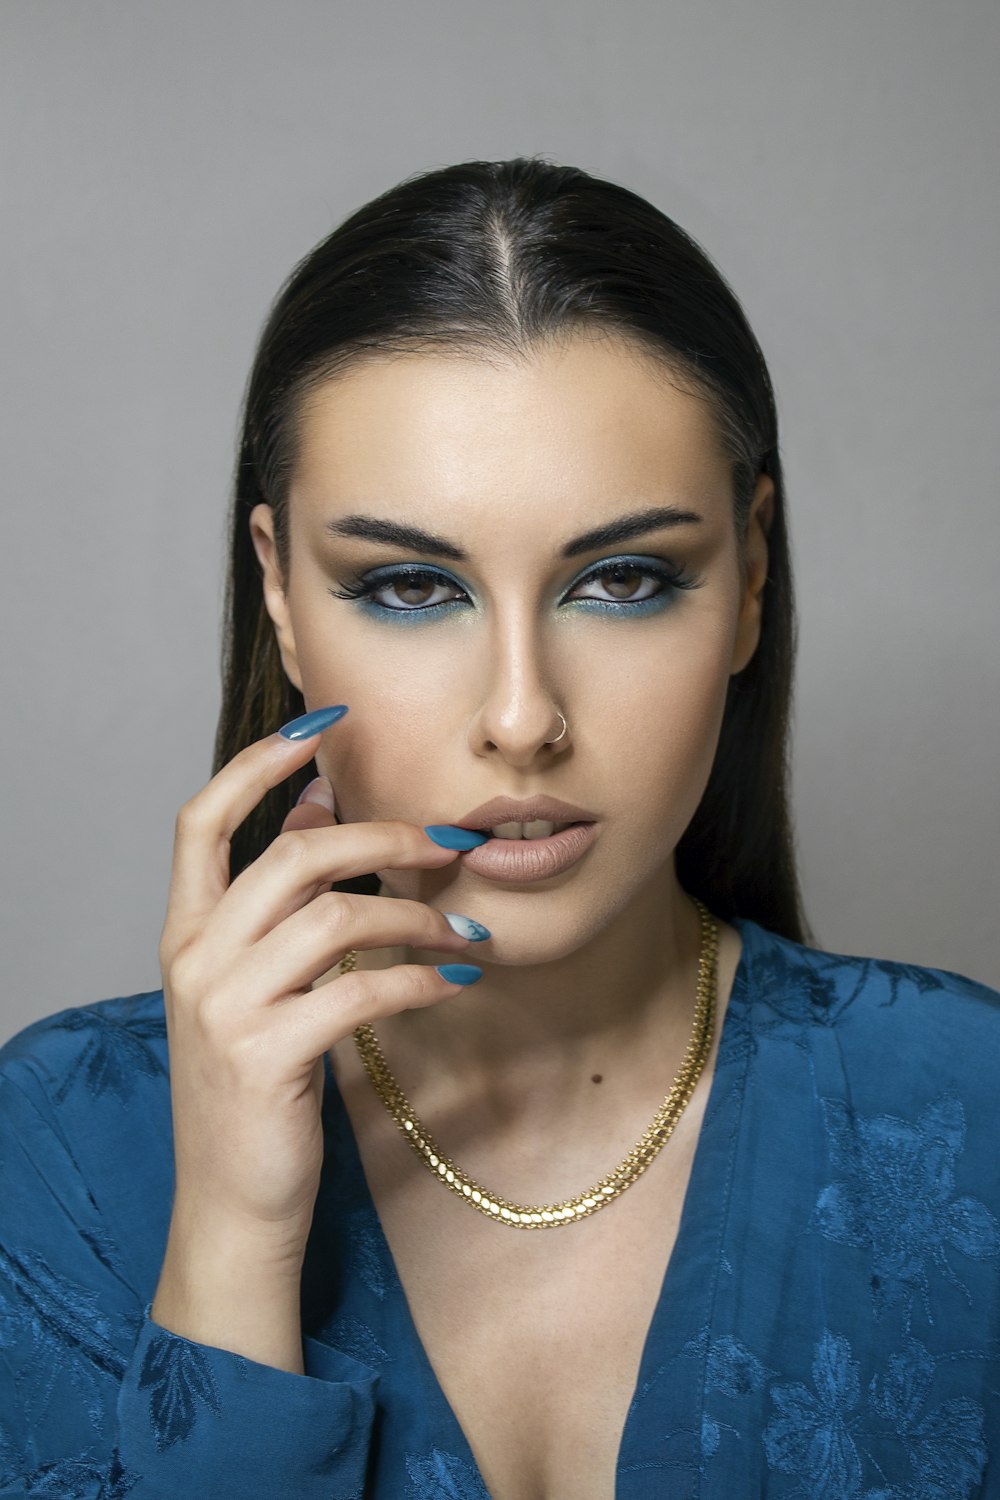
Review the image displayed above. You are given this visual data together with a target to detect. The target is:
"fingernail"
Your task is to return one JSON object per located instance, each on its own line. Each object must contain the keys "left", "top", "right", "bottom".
{"left": 436, "top": 964, "right": 484, "bottom": 985}
{"left": 279, "top": 706, "right": 349, "bottom": 740}
{"left": 424, "top": 825, "right": 490, "bottom": 850}
{"left": 296, "top": 775, "right": 336, "bottom": 813}
{"left": 443, "top": 913, "right": 491, "bottom": 941}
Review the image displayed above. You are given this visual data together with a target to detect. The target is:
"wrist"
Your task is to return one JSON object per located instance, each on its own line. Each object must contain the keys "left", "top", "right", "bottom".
{"left": 166, "top": 1193, "right": 312, "bottom": 1277}
{"left": 152, "top": 1206, "right": 308, "bottom": 1373}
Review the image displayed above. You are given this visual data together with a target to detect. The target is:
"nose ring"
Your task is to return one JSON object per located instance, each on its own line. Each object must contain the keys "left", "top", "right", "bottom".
{"left": 545, "top": 712, "right": 568, "bottom": 745}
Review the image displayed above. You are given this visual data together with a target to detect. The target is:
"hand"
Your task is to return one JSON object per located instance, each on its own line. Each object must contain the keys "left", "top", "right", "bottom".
{"left": 157, "top": 710, "right": 484, "bottom": 1270}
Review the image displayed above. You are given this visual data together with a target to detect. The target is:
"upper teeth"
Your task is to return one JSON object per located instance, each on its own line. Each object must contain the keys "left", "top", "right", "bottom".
{"left": 488, "top": 820, "right": 572, "bottom": 839}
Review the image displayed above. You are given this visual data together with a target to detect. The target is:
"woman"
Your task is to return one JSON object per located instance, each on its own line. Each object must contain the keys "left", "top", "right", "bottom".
{"left": 1, "top": 157, "right": 997, "bottom": 1499}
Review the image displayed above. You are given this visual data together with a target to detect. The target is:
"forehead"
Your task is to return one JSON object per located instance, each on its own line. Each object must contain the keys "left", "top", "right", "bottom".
{"left": 290, "top": 333, "right": 730, "bottom": 516}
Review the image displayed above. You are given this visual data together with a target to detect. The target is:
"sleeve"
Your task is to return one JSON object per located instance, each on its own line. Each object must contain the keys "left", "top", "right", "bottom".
{"left": 0, "top": 1064, "right": 378, "bottom": 1499}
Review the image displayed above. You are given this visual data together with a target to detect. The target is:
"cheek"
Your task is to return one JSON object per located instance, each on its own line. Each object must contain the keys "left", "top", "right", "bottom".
{"left": 292, "top": 617, "right": 458, "bottom": 824}
{"left": 604, "top": 624, "right": 734, "bottom": 822}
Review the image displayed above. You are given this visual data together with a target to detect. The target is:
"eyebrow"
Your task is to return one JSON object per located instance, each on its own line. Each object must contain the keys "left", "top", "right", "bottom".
{"left": 323, "top": 504, "right": 703, "bottom": 561}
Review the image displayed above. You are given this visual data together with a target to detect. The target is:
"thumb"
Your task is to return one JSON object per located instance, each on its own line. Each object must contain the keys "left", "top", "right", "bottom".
{"left": 281, "top": 774, "right": 338, "bottom": 834}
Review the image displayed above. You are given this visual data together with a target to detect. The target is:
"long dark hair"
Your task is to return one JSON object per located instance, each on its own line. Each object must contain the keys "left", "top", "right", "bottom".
{"left": 215, "top": 156, "right": 810, "bottom": 944}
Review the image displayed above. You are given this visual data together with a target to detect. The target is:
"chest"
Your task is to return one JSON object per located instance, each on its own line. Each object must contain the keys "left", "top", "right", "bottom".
{"left": 346, "top": 1093, "right": 707, "bottom": 1500}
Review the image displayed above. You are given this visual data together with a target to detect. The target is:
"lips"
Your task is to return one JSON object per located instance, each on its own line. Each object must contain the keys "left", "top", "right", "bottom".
{"left": 458, "top": 821, "right": 598, "bottom": 883}
{"left": 456, "top": 795, "right": 598, "bottom": 831}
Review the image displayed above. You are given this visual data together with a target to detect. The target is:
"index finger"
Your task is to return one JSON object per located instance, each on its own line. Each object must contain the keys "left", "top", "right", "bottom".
{"left": 164, "top": 706, "right": 349, "bottom": 935}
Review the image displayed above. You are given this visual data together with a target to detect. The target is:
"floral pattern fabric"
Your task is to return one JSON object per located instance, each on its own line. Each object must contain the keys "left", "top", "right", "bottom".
{"left": 1, "top": 917, "right": 998, "bottom": 1497}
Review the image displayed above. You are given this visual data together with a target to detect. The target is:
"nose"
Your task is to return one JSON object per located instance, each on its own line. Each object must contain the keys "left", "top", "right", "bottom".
{"left": 468, "top": 612, "right": 569, "bottom": 765}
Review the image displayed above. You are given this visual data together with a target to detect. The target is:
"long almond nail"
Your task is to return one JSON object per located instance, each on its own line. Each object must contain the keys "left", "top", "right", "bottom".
{"left": 436, "top": 964, "right": 483, "bottom": 985}
{"left": 424, "top": 825, "right": 489, "bottom": 849}
{"left": 443, "top": 913, "right": 491, "bottom": 940}
{"left": 279, "top": 705, "right": 349, "bottom": 740}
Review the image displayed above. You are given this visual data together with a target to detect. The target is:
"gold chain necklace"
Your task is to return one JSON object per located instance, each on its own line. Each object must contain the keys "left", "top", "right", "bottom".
{"left": 339, "top": 897, "right": 719, "bottom": 1229}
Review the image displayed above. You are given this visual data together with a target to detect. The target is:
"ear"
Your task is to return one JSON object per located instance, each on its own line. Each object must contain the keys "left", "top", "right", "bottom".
{"left": 730, "top": 473, "right": 775, "bottom": 675}
{"left": 248, "top": 503, "right": 304, "bottom": 693}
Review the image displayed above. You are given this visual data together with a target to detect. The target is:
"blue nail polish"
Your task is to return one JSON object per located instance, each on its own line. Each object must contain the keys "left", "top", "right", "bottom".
{"left": 443, "top": 913, "right": 492, "bottom": 941}
{"left": 436, "top": 964, "right": 484, "bottom": 985}
{"left": 278, "top": 706, "right": 349, "bottom": 740}
{"left": 424, "top": 825, "right": 490, "bottom": 849}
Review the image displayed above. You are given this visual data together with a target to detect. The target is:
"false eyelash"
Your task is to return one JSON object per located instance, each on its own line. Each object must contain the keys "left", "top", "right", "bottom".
{"left": 327, "top": 567, "right": 442, "bottom": 602}
{"left": 327, "top": 559, "right": 702, "bottom": 609}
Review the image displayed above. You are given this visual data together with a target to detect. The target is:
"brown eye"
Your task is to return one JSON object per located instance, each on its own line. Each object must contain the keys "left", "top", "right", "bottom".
{"left": 601, "top": 566, "right": 647, "bottom": 600}
{"left": 573, "top": 565, "right": 660, "bottom": 603}
{"left": 391, "top": 577, "right": 442, "bottom": 606}
{"left": 328, "top": 567, "right": 467, "bottom": 611}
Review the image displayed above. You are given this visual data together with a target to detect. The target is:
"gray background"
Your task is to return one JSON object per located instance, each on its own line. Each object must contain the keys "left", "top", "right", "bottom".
{"left": 2, "top": 0, "right": 998, "bottom": 1046}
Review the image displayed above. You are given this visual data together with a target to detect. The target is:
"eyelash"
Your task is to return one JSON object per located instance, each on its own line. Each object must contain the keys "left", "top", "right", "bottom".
{"left": 326, "top": 557, "right": 703, "bottom": 616}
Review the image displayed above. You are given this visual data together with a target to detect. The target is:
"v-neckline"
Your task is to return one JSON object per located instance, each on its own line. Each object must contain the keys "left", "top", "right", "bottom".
{"left": 320, "top": 916, "right": 757, "bottom": 1491}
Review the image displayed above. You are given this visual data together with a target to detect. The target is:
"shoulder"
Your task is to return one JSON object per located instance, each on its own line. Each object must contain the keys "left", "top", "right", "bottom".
{"left": 726, "top": 921, "right": 1000, "bottom": 1260}
{"left": 731, "top": 915, "right": 1000, "bottom": 1104}
{"left": 0, "top": 990, "right": 174, "bottom": 1274}
{"left": 0, "top": 988, "right": 169, "bottom": 1119}
{"left": 736, "top": 915, "right": 1000, "bottom": 1018}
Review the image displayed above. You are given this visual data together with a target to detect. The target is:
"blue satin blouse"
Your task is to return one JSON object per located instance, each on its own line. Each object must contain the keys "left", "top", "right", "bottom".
{"left": 1, "top": 916, "right": 998, "bottom": 1497}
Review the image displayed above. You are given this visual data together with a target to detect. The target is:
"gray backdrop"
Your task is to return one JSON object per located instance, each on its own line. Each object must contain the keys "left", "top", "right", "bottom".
{"left": 2, "top": 0, "right": 998, "bottom": 1045}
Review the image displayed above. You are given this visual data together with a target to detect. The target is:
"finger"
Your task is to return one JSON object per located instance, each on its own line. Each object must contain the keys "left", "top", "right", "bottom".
{"left": 281, "top": 776, "right": 338, "bottom": 838}
{"left": 252, "top": 961, "right": 483, "bottom": 1071}
{"left": 281, "top": 804, "right": 337, "bottom": 836}
{"left": 204, "top": 819, "right": 464, "bottom": 956}
{"left": 282, "top": 771, "right": 360, "bottom": 926}
{"left": 279, "top": 786, "right": 338, "bottom": 899}
{"left": 226, "top": 891, "right": 480, "bottom": 1005}
{"left": 164, "top": 712, "right": 348, "bottom": 939}
{"left": 292, "top": 774, "right": 337, "bottom": 814}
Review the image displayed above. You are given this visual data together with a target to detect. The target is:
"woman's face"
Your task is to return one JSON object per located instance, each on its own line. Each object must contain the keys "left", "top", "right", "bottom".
{"left": 250, "top": 331, "right": 772, "bottom": 963}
